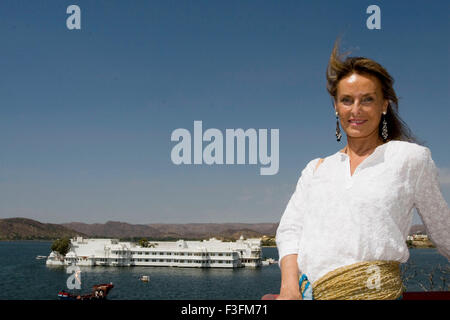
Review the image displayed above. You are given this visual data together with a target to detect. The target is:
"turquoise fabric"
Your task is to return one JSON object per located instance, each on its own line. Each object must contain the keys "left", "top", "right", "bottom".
{"left": 299, "top": 274, "right": 313, "bottom": 300}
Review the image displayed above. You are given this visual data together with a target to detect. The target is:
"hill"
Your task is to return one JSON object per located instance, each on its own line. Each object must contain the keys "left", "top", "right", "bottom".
{"left": 0, "top": 218, "right": 85, "bottom": 240}
{"left": 62, "top": 221, "right": 278, "bottom": 240}
{"left": 0, "top": 217, "right": 426, "bottom": 242}
{"left": 409, "top": 224, "right": 427, "bottom": 235}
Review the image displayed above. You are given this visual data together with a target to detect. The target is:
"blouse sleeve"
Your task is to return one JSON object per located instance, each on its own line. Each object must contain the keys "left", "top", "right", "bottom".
{"left": 414, "top": 147, "right": 450, "bottom": 260}
{"left": 276, "top": 158, "right": 319, "bottom": 266}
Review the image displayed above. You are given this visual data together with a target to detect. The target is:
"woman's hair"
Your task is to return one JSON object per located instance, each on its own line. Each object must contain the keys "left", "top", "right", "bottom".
{"left": 326, "top": 38, "right": 418, "bottom": 143}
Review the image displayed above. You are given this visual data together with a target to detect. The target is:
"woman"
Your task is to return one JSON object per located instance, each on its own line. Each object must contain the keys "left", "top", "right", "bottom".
{"left": 275, "top": 40, "right": 450, "bottom": 300}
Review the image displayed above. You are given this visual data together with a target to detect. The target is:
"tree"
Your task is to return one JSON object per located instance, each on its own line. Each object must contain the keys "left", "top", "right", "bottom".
{"left": 138, "top": 238, "right": 149, "bottom": 248}
{"left": 137, "top": 238, "right": 159, "bottom": 248}
{"left": 51, "top": 237, "right": 71, "bottom": 256}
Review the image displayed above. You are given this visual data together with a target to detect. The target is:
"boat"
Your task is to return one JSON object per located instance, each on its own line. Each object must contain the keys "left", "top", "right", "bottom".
{"left": 36, "top": 255, "right": 47, "bottom": 260}
{"left": 262, "top": 258, "right": 277, "bottom": 266}
{"left": 58, "top": 283, "right": 114, "bottom": 300}
{"left": 140, "top": 275, "right": 150, "bottom": 282}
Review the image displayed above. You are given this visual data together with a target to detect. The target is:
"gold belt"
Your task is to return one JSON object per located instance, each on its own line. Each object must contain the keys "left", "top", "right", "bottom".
{"left": 308, "top": 260, "right": 404, "bottom": 300}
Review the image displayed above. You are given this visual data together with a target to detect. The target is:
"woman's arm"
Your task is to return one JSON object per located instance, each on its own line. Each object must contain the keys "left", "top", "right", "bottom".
{"left": 275, "top": 159, "right": 319, "bottom": 300}
{"left": 414, "top": 147, "right": 450, "bottom": 260}
{"left": 276, "top": 254, "right": 302, "bottom": 300}
{"left": 276, "top": 159, "right": 318, "bottom": 263}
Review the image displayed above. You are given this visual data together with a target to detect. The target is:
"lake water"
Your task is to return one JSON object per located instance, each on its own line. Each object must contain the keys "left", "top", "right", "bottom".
{"left": 0, "top": 241, "right": 448, "bottom": 300}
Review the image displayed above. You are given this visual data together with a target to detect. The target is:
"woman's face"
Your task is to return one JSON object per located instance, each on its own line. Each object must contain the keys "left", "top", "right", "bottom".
{"left": 334, "top": 72, "right": 388, "bottom": 141}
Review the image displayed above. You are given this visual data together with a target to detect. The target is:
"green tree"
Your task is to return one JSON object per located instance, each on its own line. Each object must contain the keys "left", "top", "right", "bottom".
{"left": 139, "top": 238, "right": 149, "bottom": 248}
{"left": 51, "top": 237, "right": 71, "bottom": 256}
{"left": 261, "top": 237, "right": 276, "bottom": 247}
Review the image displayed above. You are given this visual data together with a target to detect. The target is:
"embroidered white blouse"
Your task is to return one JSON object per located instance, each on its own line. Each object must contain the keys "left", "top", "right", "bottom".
{"left": 276, "top": 140, "right": 450, "bottom": 284}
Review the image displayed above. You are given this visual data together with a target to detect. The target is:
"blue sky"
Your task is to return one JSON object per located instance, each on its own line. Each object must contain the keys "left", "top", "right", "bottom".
{"left": 0, "top": 0, "right": 448, "bottom": 224}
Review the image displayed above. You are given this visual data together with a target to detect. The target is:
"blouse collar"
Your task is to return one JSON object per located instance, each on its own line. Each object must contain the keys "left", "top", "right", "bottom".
{"left": 337, "top": 141, "right": 392, "bottom": 167}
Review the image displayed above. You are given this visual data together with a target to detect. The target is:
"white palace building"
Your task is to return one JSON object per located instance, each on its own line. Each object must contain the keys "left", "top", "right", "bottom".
{"left": 46, "top": 236, "right": 263, "bottom": 268}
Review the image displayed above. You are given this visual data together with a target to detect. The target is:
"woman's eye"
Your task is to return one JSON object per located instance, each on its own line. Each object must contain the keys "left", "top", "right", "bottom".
{"left": 341, "top": 97, "right": 352, "bottom": 104}
{"left": 362, "top": 97, "right": 374, "bottom": 103}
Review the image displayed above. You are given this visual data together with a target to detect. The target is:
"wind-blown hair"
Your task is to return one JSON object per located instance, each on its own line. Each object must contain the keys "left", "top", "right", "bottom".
{"left": 326, "top": 38, "right": 418, "bottom": 143}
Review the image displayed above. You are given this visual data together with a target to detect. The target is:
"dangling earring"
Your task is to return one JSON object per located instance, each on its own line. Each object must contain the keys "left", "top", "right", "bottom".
{"left": 381, "top": 111, "right": 388, "bottom": 141}
{"left": 335, "top": 111, "right": 342, "bottom": 142}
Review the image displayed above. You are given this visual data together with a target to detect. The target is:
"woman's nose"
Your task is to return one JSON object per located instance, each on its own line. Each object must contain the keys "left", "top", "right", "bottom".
{"left": 350, "top": 100, "right": 363, "bottom": 113}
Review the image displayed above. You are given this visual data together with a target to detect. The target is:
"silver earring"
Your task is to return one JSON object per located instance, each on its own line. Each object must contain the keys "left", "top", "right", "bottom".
{"left": 381, "top": 112, "right": 388, "bottom": 141}
{"left": 335, "top": 111, "right": 342, "bottom": 142}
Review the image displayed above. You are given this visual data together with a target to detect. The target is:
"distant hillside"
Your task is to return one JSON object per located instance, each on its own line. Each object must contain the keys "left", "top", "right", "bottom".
{"left": 0, "top": 218, "right": 85, "bottom": 240}
{"left": 62, "top": 221, "right": 279, "bottom": 240}
{"left": 0, "top": 217, "right": 425, "bottom": 241}
{"left": 62, "top": 221, "right": 164, "bottom": 239}
{"left": 63, "top": 221, "right": 425, "bottom": 240}
{"left": 409, "top": 224, "right": 426, "bottom": 235}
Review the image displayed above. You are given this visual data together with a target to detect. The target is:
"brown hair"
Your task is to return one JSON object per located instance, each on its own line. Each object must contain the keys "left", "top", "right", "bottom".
{"left": 326, "top": 38, "right": 418, "bottom": 143}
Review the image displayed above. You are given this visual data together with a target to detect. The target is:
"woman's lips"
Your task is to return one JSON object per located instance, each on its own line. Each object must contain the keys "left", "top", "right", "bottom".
{"left": 349, "top": 120, "right": 367, "bottom": 126}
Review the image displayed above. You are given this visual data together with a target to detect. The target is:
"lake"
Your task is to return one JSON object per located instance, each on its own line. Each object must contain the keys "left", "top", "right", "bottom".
{"left": 0, "top": 241, "right": 448, "bottom": 299}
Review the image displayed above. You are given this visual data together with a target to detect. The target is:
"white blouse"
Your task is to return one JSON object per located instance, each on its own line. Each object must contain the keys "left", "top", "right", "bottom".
{"left": 276, "top": 140, "right": 450, "bottom": 284}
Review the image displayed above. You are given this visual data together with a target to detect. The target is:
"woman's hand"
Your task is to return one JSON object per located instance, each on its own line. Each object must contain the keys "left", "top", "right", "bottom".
{"left": 276, "top": 254, "right": 302, "bottom": 300}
